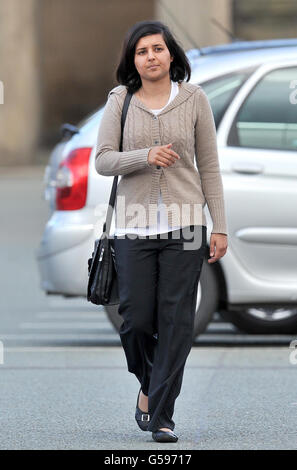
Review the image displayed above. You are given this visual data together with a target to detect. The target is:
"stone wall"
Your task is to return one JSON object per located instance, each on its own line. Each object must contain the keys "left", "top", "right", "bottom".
{"left": 156, "top": 0, "right": 233, "bottom": 48}
{"left": 0, "top": 0, "right": 40, "bottom": 165}
{"left": 233, "top": 0, "right": 297, "bottom": 40}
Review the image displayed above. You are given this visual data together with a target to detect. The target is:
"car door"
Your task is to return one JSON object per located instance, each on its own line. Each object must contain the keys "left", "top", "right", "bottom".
{"left": 217, "top": 61, "right": 297, "bottom": 285}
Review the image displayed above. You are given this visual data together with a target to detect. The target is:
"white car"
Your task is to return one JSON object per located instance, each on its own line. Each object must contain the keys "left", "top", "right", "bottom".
{"left": 36, "top": 39, "right": 297, "bottom": 336}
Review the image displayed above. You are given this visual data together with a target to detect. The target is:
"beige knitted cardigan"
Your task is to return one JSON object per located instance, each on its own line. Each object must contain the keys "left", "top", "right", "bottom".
{"left": 95, "top": 81, "right": 228, "bottom": 235}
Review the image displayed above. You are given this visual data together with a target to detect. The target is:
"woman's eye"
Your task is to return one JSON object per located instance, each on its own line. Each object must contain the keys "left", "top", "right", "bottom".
{"left": 138, "top": 48, "right": 163, "bottom": 55}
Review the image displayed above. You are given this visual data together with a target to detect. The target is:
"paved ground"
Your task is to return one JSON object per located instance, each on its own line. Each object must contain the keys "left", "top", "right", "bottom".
{"left": 1, "top": 340, "right": 297, "bottom": 450}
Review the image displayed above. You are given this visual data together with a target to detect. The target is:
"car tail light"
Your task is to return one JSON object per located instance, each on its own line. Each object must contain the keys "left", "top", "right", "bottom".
{"left": 55, "top": 147, "right": 92, "bottom": 210}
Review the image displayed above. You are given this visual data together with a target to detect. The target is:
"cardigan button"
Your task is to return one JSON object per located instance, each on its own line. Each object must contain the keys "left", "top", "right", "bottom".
{"left": 153, "top": 116, "right": 158, "bottom": 120}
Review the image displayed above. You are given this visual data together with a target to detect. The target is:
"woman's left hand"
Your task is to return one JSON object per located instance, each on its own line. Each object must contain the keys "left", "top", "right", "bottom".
{"left": 208, "top": 233, "right": 228, "bottom": 264}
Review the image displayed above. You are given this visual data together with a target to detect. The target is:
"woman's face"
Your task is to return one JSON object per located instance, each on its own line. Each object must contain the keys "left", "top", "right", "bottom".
{"left": 134, "top": 33, "right": 173, "bottom": 83}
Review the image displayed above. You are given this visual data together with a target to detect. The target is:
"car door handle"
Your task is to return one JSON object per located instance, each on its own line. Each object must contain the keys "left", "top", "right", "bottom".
{"left": 231, "top": 163, "right": 264, "bottom": 175}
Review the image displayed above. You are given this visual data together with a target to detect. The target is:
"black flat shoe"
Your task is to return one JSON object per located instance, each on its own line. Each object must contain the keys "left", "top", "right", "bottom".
{"left": 135, "top": 388, "right": 150, "bottom": 431}
{"left": 152, "top": 429, "right": 178, "bottom": 443}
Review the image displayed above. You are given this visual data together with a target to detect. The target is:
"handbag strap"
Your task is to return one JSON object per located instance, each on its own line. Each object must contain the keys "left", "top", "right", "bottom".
{"left": 103, "top": 89, "right": 133, "bottom": 235}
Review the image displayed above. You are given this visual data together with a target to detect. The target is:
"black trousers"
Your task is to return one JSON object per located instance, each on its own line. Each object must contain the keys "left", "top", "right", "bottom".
{"left": 113, "top": 225, "right": 207, "bottom": 432}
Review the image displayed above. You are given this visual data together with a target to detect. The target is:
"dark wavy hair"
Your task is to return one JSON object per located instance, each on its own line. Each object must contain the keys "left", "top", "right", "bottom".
{"left": 116, "top": 20, "right": 191, "bottom": 93}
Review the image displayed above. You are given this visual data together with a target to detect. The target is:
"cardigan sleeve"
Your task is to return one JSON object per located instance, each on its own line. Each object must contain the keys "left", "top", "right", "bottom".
{"left": 194, "top": 87, "right": 228, "bottom": 236}
{"left": 95, "top": 91, "right": 152, "bottom": 176}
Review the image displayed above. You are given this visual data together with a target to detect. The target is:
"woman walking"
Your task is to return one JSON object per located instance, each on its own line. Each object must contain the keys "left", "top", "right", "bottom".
{"left": 95, "top": 20, "right": 228, "bottom": 442}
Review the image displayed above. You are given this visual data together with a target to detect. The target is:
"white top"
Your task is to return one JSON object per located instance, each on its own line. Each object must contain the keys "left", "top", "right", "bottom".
{"left": 111, "top": 80, "right": 182, "bottom": 236}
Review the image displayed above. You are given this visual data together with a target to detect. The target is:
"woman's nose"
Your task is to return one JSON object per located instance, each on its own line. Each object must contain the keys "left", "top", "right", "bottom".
{"left": 147, "top": 50, "right": 156, "bottom": 60}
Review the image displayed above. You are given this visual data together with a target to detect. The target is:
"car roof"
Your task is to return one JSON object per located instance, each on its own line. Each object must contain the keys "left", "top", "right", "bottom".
{"left": 187, "top": 38, "right": 297, "bottom": 59}
{"left": 189, "top": 44, "right": 297, "bottom": 83}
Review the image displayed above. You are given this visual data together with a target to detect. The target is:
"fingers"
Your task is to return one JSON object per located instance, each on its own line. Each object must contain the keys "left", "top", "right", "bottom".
{"left": 162, "top": 146, "right": 180, "bottom": 160}
{"left": 156, "top": 147, "right": 180, "bottom": 167}
{"left": 157, "top": 150, "right": 178, "bottom": 166}
{"left": 208, "top": 237, "right": 228, "bottom": 263}
{"left": 156, "top": 160, "right": 169, "bottom": 168}
{"left": 155, "top": 153, "right": 171, "bottom": 167}
{"left": 151, "top": 143, "right": 181, "bottom": 167}
{"left": 208, "top": 246, "right": 227, "bottom": 263}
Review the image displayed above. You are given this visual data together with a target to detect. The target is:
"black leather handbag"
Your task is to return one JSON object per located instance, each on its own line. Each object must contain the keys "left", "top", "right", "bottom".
{"left": 87, "top": 90, "right": 133, "bottom": 305}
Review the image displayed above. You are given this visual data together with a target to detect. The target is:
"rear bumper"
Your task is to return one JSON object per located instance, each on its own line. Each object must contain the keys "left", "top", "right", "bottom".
{"left": 36, "top": 210, "right": 96, "bottom": 296}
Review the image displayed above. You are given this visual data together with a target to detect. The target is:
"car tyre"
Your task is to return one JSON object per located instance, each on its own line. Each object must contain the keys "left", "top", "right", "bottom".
{"left": 220, "top": 307, "right": 297, "bottom": 334}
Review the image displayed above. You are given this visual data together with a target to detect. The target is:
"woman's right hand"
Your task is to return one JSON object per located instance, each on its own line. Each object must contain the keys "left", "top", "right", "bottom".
{"left": 148, "top": 143, "right": 180, "bottom": 167}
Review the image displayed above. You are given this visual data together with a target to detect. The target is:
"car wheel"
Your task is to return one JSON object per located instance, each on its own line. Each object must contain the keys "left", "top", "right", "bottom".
{"left": 105, "top": 258, "right": 219, "bottom": 338}
{"left": 192, "top": 259, "right": 220, "bottom": 338}
{"left": 220, "top": 306, "right": 297, "bottom": 334}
